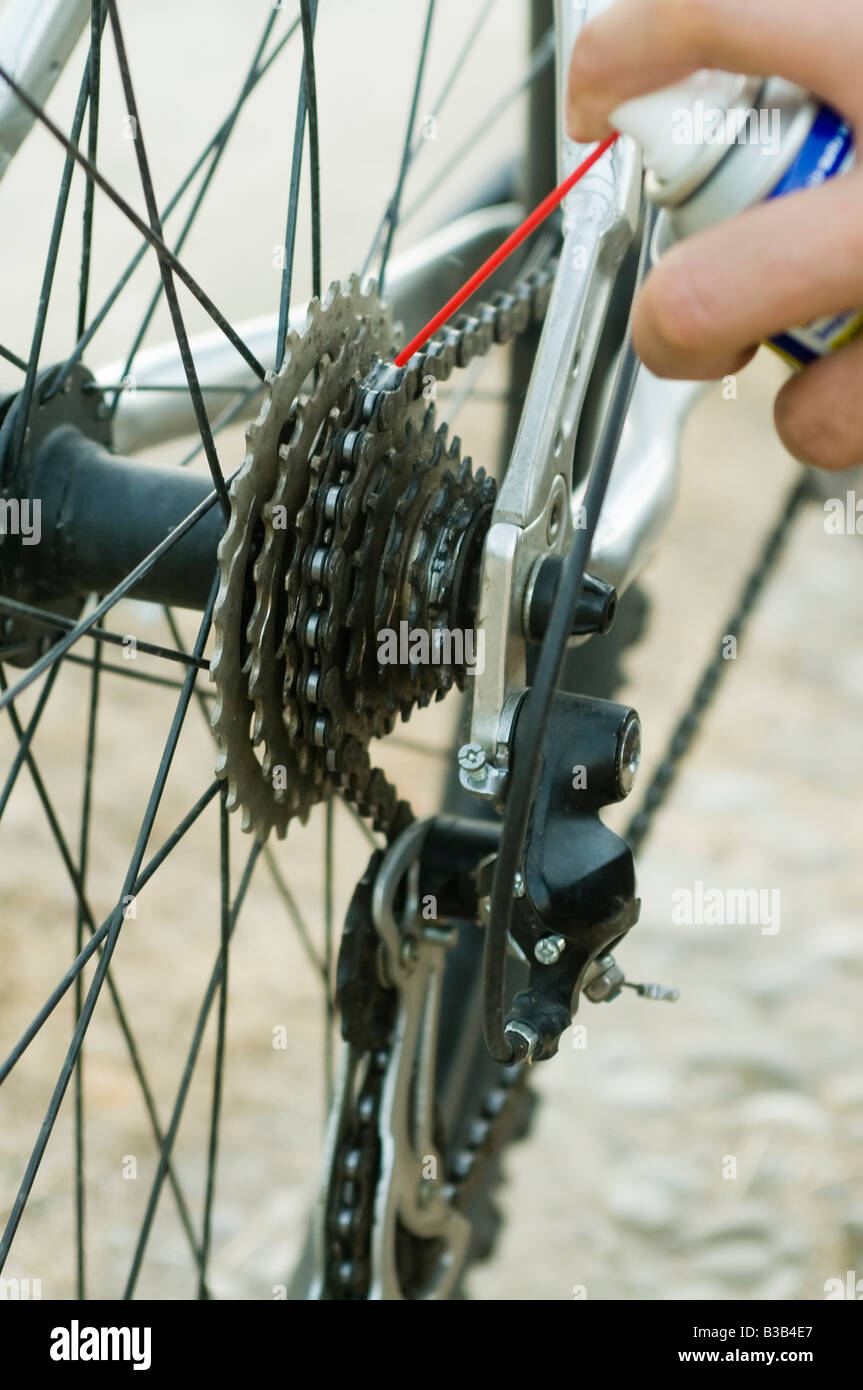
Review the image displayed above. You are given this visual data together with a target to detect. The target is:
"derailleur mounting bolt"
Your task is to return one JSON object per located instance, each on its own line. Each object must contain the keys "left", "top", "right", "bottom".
{"left": 533, "top": 933, "right": 567, "bottom": 966}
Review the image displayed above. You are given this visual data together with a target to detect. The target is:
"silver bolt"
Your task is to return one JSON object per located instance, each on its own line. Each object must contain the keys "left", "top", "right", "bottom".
{"left": 457, "top": 742, "right": 487, "bottom": 782}
{"left": 400, "top": 936, "right": 420, "bottom": 968}
{"left": 534, "top": 934, "right": 567, "bottom": 966}
{"left": 513, "top": 872, "right": 525, "bottom": 898}
{"left": 505, "top": 1019, "right": 541, "bottom": 1063}
{"left": 616, "top": 714, "right": 642, "bottom": 796}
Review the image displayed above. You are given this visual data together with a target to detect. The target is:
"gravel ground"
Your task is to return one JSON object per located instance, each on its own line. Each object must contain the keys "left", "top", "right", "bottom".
{"left": 0, "top": 1, "right": 861, "bottom": 1302}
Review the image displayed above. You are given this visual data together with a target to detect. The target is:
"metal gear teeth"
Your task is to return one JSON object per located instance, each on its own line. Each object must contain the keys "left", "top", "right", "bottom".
{"left": 211, "top": 279, "right": 391, "bottom": 840}
{"left": 213, "top": 249, "right": 558, "bottom": 842}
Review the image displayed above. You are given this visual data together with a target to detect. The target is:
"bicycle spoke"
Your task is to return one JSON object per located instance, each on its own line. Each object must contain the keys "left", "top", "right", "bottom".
{"left": 377, "top": 0, "right": 437, "bottom": 296}
{"left": 0, "top": 780, "right": 221, "bottom": 1088}
{"left": 74, "top": 636, "right": 102, "bottom": 1301}
{"left": 177, "top": 383, "right": 264, "bottom": 467}
{"left": 401, "top": 27, "right": 555, "bottom": 226}
{"left": 0, "top": 663, "right": 61, "bottom": 822}
{"left": 50, "top": 14, "right": 301, "bottom": 398}
{"left": 0, "top": 596, "right": 209, "bottom": 671}
{"left": 417, "top": 0, "right": 498, "bottom": 150}
{"left": 299, "top": 0, "right": 321, "bottom": 305}
{"left": 124, "top": 839, "right": 263, "bottom": 1299}
{"left": 0, "top": 342, "right": 27, "bottom": 372}
{"left": 162, "top": 606, "right": 331, "bottom": 992}
{"left": 361, "top": 0, "right": 498, "bottom": 276}
{"left": 106, "top": 1, "right": 230, "bottom": 519}
{"left": 339, "top": 795, "right": 381, "bottom": 849}
{"left": 275, "top": 0, "right": 319, "bottom": 372}
{"left": 77, "top": 0, "right": 105, "bottom": 339}
{"left": 0, "top": 64, "right": 266, "bottom": 388}
{"left": 64, "top": 651, "right": 204, "bottom": 695}
{"left": 109, "top": 6, "right": 285, "bottom": 419}
{"left": 0, "top": 684, "right": 220, "bottom": 1283}
{"left": 0, "top": 580, "right": 217, "bottom": 1271}
{"left": 262, "top": 844, "right": 326, "bottom": 984}
{"left": 198, "top": 787, "right": 231, "bottom": 1299}
{"left": 11, "top": 44, "right": 100, "bottom": 473}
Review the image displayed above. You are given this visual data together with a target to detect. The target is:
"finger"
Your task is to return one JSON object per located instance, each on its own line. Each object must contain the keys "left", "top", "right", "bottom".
{"left": 632, "top": 316, "right": 758, "bottom": 381}
{"left": 567, "top": 0, "right": 863, "bottom": 142}
{"left": 774, "top": 334, "right": 863, "bottom": 471}
{"left": 631, "top": 169, "right": 863, "bottom": 379}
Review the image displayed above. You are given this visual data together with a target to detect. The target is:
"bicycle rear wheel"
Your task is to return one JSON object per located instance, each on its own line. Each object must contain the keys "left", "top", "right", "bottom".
{"left": 0, "top": 0, "right": 604, "bottom": 1301}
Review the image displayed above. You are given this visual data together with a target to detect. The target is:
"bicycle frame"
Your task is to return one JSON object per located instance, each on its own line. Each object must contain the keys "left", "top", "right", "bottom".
{"left": 465, "top": 0, "right": 702, "bottom": 788}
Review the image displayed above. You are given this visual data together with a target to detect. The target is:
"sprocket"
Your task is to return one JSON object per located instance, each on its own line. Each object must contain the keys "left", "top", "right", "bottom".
{"left": 210, "top": 278, "right": 497, "bottom": 842}
{"left": 211, "top": 278, "right": 391, "bottom": 841}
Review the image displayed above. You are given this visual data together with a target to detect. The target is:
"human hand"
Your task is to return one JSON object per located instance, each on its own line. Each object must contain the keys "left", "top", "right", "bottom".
{"left": 567, "top": 0, "right": 863, "bottom": 470}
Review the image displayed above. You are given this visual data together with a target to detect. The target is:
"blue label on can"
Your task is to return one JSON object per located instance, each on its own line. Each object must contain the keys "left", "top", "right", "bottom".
{"left": 766, "top": 106, "right": 861, "bottom": 367}
{"left": 770, "top": 105, "right": 854, "bottom": 197}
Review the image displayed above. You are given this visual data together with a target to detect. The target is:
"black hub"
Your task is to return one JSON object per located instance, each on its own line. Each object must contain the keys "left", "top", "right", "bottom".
{"left": 0, "top": 364, "right": 222, "bottom": 664}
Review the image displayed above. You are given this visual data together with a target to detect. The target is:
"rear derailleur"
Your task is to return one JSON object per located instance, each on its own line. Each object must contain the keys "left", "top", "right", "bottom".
{"left": 314, "top": 687, "right": 676, "bottom": 1298}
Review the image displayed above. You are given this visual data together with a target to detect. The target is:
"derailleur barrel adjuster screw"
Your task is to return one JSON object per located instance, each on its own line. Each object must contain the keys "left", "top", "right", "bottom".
{"left": 626, "top": 980, "right": 680, "bottom": 1002}
{"left": 583, "top": 951, "right": 625, "bottom": 1002}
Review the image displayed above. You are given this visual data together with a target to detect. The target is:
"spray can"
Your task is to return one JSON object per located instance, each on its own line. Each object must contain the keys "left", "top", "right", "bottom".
{"left": 610, "top": 72, "right": 861, "bottom": 368}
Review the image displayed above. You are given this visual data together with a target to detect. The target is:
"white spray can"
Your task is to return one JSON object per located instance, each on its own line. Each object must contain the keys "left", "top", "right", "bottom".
{"left": 611, "top": 72, "right": 861, "bottom": 368}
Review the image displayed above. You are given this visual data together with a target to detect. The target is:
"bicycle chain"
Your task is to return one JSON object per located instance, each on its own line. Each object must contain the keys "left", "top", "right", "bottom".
{"left": 326, "top": 1041, "right": 528, "bottom": 1299}
{"left": 312, "top": 263, "right": 556, "bottom": 1296}
{"left": 624, "top": 474, "right": 814, "bottom": 855}
{"left": 327, "top": 855, "right": 528, "bottom": 1299}
{"left": 292, "top": 259, "right": 556, "bottom": 842}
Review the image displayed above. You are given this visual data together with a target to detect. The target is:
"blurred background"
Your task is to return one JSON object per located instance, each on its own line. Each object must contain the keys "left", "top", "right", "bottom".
{"left": 0, "top": 0, "right": 861, "bottom": 1301}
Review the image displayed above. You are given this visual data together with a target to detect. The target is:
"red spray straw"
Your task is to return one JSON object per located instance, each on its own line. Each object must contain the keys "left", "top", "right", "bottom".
{"left": 393, "top": 131, "right": 619, "bottom": 368}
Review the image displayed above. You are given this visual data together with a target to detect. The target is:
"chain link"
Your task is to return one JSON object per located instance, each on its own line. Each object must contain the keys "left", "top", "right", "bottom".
{"left": 625, "top": 474, "right": 814, "bottom": 855}
{"left": 306, "top": 256, "right": 559, "bottom": 842}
